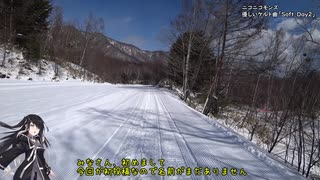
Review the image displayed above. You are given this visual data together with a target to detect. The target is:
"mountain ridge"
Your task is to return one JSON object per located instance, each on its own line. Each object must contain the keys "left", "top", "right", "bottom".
{"left": 91, "top": 32, "right": 168, "bottom": 62}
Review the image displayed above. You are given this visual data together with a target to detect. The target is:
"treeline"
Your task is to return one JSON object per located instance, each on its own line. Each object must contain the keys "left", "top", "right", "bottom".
{"left": 0, "top": 0, "right": 51, "bottom": 62}
{"left": 46, "top": 8, "right": 166, "bottom": 84}
{"left": 166, "top": 0, "right": 319, "bottom": 177}
{"left": 0, "top": 1, "right": 166, "bottom": 83}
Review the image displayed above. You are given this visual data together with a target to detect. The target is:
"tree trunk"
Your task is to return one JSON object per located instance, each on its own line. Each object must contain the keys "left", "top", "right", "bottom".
{"left": 38, "top": 59, "right": 42, "bottom": 75}
{"left": 183, "top": 35, "right": 192, "bottom": 101}
{"left": 1, "top": 46, "right": 7, "bottom": 67}
{"left": 285, "top": 120, "right": 293, "bottom": 163}
{"left": 80, "top": 38, "right": 89, "bottom": 80}
{"left": 9, "top": 0, "right": 13, "bottom": 43}
{"left": 306, "top": 119, "right": 315, "bottom": 177}
{"left": 202, "top": 0, "right": 229, "bottom": 115}
{"left": 183, "top": 6, "right": 196, "bottom": 102}
{"left": 298, "top": 115, "right": 302, "bottom": 172}
{"left": 79, "top": 38, "right": 89, "bottom": 67}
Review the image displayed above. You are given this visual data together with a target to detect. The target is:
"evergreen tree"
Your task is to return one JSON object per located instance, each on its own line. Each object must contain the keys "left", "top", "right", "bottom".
{"left": 18, "top": 0, "right": 52, "bottom": 61}
{"left": 0, "top": 0, "right": 52, "bottom": 61}
{"left": 168, "top": 31, "right": 215, "bottom": 92}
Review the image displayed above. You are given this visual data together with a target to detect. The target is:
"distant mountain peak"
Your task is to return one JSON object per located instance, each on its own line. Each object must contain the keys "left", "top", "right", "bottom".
{"left": 92, "top": 33, "right": 168, "bottom": 62}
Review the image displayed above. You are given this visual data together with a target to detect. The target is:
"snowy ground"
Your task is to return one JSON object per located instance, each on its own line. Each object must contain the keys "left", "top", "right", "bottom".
{"left": 0, "top": 48, "right": 100, "bottom": 82}
{"left": 0, "top": 80, "right": 305, "bottom": 180}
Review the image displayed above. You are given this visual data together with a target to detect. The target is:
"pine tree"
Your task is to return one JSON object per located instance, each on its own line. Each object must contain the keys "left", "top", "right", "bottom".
{"left": 168, "top": 31, "right": 215, "bottom": 93}
{"left": 17, "top": 0, "right": 52, "bottom": 61}
{"left": 0, "top": 0, "right": 52, "bottom": 61}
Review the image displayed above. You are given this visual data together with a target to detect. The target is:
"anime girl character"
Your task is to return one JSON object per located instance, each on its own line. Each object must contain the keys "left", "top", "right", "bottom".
{"left": 0, "top": 114, "right": 55, "bottom": 180}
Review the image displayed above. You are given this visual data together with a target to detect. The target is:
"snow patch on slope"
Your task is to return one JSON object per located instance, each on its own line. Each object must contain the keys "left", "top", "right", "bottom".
{"left": 0, "top": 48, "right": 101, "bottom": 82}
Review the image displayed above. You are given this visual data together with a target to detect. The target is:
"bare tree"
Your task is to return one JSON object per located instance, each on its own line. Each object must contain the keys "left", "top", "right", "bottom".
{"left": 202, "top": 0, "right": 267, "bottom": 115}
{"left": 270, "top": 19, "right": 319, "bottom": 177}
{"left": 167, "top": 0, "right": 210, "bottom": 101}
{"left": 241, "top": 29, "right": 289, "bottom": 142}
{"left": 47, "top": 6, "right": 64, "bottom": 78}
{"left": 78, "top": 14, "right": 104, "bottom": 80}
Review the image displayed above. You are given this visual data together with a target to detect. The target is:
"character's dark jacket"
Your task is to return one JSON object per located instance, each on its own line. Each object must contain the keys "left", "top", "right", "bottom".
{"left": 0, "top": 133, "right": 51, "bottom": 180}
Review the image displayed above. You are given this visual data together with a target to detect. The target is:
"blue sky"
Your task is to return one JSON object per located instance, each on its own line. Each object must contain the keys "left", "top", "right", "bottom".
{"left": 52, "top": 0, "right": 181, "bottom": 51}
{"left": 52, "top": 0, "right": 318, "bottom": 51}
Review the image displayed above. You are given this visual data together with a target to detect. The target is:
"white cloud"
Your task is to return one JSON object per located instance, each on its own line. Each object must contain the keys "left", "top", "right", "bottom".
{"left": 311, "top": 28, "right": 320, "bottom": 41}
{"left": 276, "top": 18, "right": 303, "bottom": 31}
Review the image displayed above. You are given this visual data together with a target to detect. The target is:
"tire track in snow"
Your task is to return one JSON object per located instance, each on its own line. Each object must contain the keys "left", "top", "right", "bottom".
{"left": 133, "top": 89, "right": 164, "bottom": 180}
{"left": 71, "top": 92, "right": 146, "bottom": 180}
{"left": 96, "top": 90, "right": 153, "bottom": 180}
{"left": 92, "top": 92, "right": 146, "bottom": 159}
{"left": 153, "top": 93, "right": 189, "bottom": 180}
{"left": 85, "top": 88, "right": 160, "bottom": 180}
{"left": 158, "top": 94, "right": 199, "bottom": 180}
{"left": 158, "top": 92, "right": 276, "bottom": 179}
{"left": 154, "top": 94, "right": 164, "bottom": 180}
{"left": 159, "top": 93, "right": 273, "bottom": 180}
{"left": 158, "top": 94, "right": 249, "bottom": 180}
{"left": 62, "top": 91, "right": 144, "bottom": 180}
{"left": 159, "top": 90, "right": 303, "bottom": 180}
{"left": 49, "top": 90, "right": 140, "bottom": 131}
{"left": 48, "top": 89, "right": 138, "bottom": 179}
{"left": 50, "top": 90, "right": 138, "bottom": 179}
{"left": 153, "top": 92, "right": 193, "bottom": 180}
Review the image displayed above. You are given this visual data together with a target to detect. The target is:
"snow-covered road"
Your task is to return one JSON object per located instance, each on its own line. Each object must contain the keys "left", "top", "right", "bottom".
{"left": 0, "top": 81, "right": 305, "bottom": 180}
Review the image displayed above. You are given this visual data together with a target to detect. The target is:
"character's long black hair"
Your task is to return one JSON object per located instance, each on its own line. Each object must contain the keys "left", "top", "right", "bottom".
{"left": 0, "top": 114, "right": 50, "bottom": 153}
